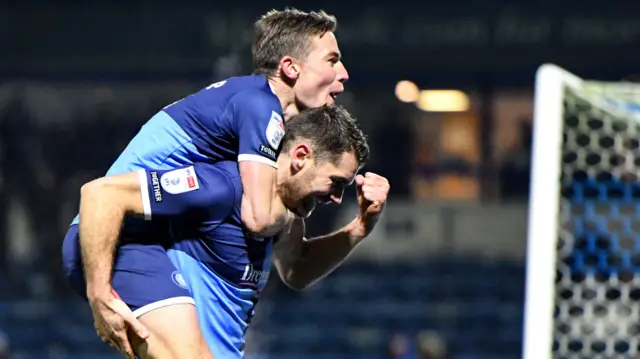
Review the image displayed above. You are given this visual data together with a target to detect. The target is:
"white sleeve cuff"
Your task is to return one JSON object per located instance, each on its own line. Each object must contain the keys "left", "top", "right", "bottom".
{"left": 237, "top": 154, "right": 278, "bottom": 168}
{"left": 137, "top": 169, "right": 152, "bottom": 221}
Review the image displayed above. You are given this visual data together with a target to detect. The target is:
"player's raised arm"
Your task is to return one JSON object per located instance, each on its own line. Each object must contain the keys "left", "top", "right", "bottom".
{"left": 232, "top": 90, "right": 289, "bottom": 236}
{"left": 273, "top": 173, "right": 390, "bottom": 290}
{"left": 263, "top": 105, "right": 387, "bottom": 290}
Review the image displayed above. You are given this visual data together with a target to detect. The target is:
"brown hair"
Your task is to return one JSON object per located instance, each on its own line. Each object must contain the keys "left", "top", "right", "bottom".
{"left": 282, "top": 105, "right": 370, "bottom": 167}
{"left": 252, "top": 8, "right": 337, "bottom": 76}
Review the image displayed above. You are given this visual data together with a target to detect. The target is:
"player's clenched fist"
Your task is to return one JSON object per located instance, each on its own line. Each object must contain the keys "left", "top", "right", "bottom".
{"left": 354, "top": 172, "right": 390, "bottom": 237}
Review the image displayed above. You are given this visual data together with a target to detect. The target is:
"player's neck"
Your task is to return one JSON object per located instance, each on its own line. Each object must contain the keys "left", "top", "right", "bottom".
{"left": 268, "top": 77, "right": 299, "bottom": 122}
{"left": 275, "top": 158, "right": 288, "bottom": 184}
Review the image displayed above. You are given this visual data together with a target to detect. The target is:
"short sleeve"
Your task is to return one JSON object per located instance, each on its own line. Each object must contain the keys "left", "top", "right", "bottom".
{"left": 230, "top": 90, "right": 284, "bottom": 168}
{"left": 138, "top": 163, "right": 236, "bottom": 221}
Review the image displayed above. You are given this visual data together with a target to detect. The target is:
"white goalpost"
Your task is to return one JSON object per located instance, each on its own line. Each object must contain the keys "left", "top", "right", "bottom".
{"left": 524, "top": 64, "right": 640, "bottom": 359}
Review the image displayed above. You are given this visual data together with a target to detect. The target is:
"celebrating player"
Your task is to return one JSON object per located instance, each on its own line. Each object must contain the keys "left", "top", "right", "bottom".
{"left": 70, "top": 8, "right": 348, "bottom": 358}
{"left": 63, "top": 105, "right": 390, "bottom": 358}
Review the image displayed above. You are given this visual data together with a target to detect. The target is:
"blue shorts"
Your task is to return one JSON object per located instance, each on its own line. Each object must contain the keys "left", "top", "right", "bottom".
{"left": 61, "top": 225, "right": 194, "bottom": 317}
{"left": 167, "top": 248, "right": 255, "bottom": 359}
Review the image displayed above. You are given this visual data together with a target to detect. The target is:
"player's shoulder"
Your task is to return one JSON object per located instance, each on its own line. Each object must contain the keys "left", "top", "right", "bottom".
{"left": 225, "top": 75, "right": 281, "bottom": 112}
{"left": 209, "top": 74, "right": 273, "bottom": 98}
{"left": 214, "top": 162, "right": 243, "bottom": 202}
{"left": 208, "top": 161, "right": 240, "bottom": 181}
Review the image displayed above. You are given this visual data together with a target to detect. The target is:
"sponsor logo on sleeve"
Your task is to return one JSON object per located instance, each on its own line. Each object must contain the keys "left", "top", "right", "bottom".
{"left": 150, "top": 171, "right": 163, "bottom": 202}
{"left": 259, "top": 144, "right": 277, "bottom": 158}
{"left": 160, "top": 166, "right": 200, "bottom": 195}
{"left": 265, "top": 111, "right": 285, "bottom": 150}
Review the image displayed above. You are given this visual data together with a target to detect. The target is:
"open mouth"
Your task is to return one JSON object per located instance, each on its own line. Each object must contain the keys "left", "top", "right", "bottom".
{"left": 329, "top": 87, "right": 344, "bottom": 101}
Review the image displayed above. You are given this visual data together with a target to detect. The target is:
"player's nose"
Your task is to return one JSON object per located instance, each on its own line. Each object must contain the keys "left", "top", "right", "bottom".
{"left": 336, "top": 61, "right": 349, "bottom": 83}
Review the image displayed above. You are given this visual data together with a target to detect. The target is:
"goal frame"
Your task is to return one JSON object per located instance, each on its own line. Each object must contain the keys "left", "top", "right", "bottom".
{"left": 522, "top": 64, "right": 583, "bottom": 359}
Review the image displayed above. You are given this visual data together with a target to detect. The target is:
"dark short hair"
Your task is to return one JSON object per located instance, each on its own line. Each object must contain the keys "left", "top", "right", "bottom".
{"left": 252, "top": 8, "right": 337, "bottom": 76}
{"left": 282, "top": 105, "right": 369, "bottom": 167}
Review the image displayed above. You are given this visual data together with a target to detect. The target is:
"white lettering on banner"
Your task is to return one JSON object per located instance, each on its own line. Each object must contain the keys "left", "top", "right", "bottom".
{"left": 206, "top": 10, "right": 640, "bottom": 48}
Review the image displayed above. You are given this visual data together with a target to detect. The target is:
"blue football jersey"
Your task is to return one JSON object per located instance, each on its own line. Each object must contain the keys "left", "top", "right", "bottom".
{"left": 138, "top": 161, "right": 274, "bottom": 358}
{"left": 71, "top": 74, "right": 284, "bottom": 225}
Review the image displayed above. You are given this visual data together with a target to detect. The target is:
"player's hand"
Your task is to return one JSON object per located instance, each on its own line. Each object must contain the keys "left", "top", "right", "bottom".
{"left": 353, "top": 172, "right": 390, "bottom": 238}
{"left": 88, "top": 288, "right": 149, "bottom": 359}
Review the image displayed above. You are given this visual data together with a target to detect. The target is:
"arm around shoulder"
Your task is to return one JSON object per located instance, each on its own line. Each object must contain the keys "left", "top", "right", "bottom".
{"left": 232, "top": 89, "right": 287, "bottom": 236}
{"left": 80, "top": 171, "right": 146, "bottom": 218}
{"left": 79, "top": 171, "right": 145, "bottom": 298}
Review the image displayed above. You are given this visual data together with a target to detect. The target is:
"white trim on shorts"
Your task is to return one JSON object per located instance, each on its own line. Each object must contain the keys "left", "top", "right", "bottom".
{"left": 137, "top": 169, "right": 152, "bottom": 221}
{"left": 132, "top": 296, "right": 196, "bottom": 318}
{"left": 237, "top": 154, "right": 278, "bottom": 168}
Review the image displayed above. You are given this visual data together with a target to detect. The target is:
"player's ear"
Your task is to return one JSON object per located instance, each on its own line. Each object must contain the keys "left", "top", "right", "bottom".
{"left": 279, "top": 56, "right": 300, "bottom": 80}
{"left": 290, "top": 143, "right": 311, "bottom": 172}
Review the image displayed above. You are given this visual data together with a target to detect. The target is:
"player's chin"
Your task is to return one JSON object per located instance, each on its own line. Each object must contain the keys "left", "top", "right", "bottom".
{"left": 325, "top": 94, "right": 336, "bottom": 105}
{"left": 301, "top": 95, "right": 334, "bottom": 108}
{"left": 297, "top": 202, "right": 316, "bottom": 218}
{"left": 305, "top": 90, "right": 336, "bottom": 106}
{"left": 301, "top": 208, "right": 315, "bottom": 218}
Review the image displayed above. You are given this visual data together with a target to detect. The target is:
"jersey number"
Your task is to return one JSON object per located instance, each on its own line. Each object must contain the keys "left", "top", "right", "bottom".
{"left": 206, "top": 80, "right": 227, "bottom": 90}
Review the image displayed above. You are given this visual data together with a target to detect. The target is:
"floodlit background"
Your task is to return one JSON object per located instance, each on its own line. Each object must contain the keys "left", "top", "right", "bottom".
{"left": 1, "top": 1, "right": 639, "bottom": 358}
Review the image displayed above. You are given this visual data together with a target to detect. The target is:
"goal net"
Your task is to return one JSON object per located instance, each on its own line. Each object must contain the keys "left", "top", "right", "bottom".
{"left": 524, "top": 64, "right": 640, "bottom": 359}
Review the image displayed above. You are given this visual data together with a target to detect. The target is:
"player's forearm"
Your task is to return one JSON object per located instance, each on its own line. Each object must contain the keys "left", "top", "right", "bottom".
{"left": 79, "top": 174, "right": 143, "bottom": 297}
{"left": 79, "top": 182, "right": 124, "bottom": 296}
{"left": 277, "top": 218, "right": 364, "bottom": 290}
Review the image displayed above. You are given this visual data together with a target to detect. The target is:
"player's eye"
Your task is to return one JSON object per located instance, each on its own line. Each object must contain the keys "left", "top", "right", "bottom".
{"left": 331, "top": 175, "right": 351, "bottom": 185}
{"left": 330, "top": 180, "right": 347, "bottom": 193}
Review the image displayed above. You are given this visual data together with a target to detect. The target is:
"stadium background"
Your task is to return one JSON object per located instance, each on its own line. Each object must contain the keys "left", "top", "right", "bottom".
{"left": 0, "top": 1, "right": 639, "bottom": 358}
